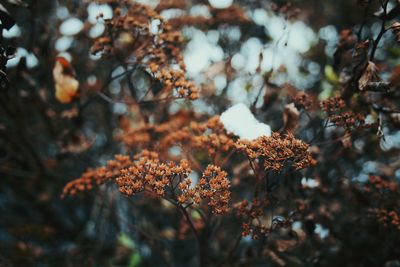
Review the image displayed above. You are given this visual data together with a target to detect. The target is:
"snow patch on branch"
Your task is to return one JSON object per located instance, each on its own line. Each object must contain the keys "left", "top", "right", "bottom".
{"left": 220, "top": 103, "right": 271, "bottom": 140}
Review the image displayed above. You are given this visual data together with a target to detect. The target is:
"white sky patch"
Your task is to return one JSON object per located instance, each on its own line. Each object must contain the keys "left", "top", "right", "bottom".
{"left": 184, "top": 29, "right": 224, "bottom": 75}
{"left": 292, "top": 221, "right": 302, "bottom": 230}
{"left": 113, "top": 103, "right": 128, "bottom": 114}
{"left": 241, "top": 38, "right": 263, "bottom": 73}
{"left": 149, "top": 19, "right": 161, "bottom": 35}
{"left": 190, "top": 5, "right": 211, "bottom": 17}
{"left": 89, "top": 52, "right": 102, "bottom": 61}
{"left": 6, "top": 48, "right": 38, "bottom": 69}
{"left": 301, "top": 177, "right": 320, "bottom": 188}
{"left": 55, "top": 36, "right": 74, "bottom": 51}
{"left": 253, "top": 9, "right": 270, "bottom": 25}
{"left": 57, "top": 52, "right": 72, "bottom": 62}
{"left": 87, "top": 3, "right": 113, "bottom": 24}
{"left": 287, "top": 21, "right": 317, "bottom": 53}
{"left": 59, "top": 17, "right": 84, "bottom": 36}
{"left": 214, "top": 74, "right": 227, "bottom": 93}
{"left": 380, "top": 129, "right": 400, "bottom": 151}
{"left": 160, "top": 9, "right": 185, "bottom": 20}
{"left": 319, "top": 25, "right": 338, "bottom": 45}
{"left": 208, "top": 0, "right": 233, "bottom": 9}
{"left": 135, "top": 0, "right": 159, "bottom": 8}
{"left": 265, "top": 16, "right": 286, "bottom": 40}
{"left": 315, "top": 224, "right": 330, "bottom": 239}
{"left": 207, "top": 30, "right": 219, "bottom": 44}
{"left": 231, "top": 53, "right": 245, "bottom": 70}
{"left": 57, "top": 6, "right": 69, "bottom": 20}
{"left": 3, "top": 25, "right": 21, "bottom": 38}
{"left": 89, "top": 23, "right": 105, "bottom": 38}
{"left": 226, "top": 74, "right": 265, "bottom": 106}
{"left": 220, "top": 103, "right": 271, "bottom": 140}
{"left": 188, "top": 171, "right": 199, "bottom": 186}
{"left": 87, "top": 75, "right": 97, "bottom": 86}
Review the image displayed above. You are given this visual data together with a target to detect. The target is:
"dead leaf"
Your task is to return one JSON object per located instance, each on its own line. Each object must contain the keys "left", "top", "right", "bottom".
{"left": 358, "top": 61, "right": 381, "bottom": 91}
{"left": 53, "top": 57, "right": 79, "bottom": 104}
{"left": 283, "top": 103, "right": 300, "bottom": 132}
{"left": 341, "top": 134, "right": 352, "bottom": 148}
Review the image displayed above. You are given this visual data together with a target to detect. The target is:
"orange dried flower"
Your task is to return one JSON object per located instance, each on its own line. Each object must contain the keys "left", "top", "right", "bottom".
{"left": 91, "top": 1, "right": 198, "bottom": 100}
{"left": 62, "top": 154, "right": 132, "bottom": 197}
{"left": 195, "top": 165, "right": 231, "bottom": 214}
{"left": 237, "top": 132, "right": 315, "bottom": 172}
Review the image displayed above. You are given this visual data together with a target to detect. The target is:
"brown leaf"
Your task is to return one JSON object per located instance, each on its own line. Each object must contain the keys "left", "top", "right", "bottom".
{"left": 358, "top": 61, "right": 381, "bottom": 91}
{"left": 352, "top": 40, "right": 370, "bottom": 74}
{"left": 341, "top": 134, "right": 352, "bottom": 148}
{"left": 283, "top": 103, "right": 300, "bottom": 132}
{"left": 53, "top": 57, "right": 79, "bottom": 104}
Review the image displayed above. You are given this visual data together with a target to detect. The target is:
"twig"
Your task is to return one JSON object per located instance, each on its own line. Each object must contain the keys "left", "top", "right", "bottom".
{"left": 370, "top": 0, "right": 389, "bottom": 61}
{"left": 216, "top": 233, "right": 242, "bottom": 267}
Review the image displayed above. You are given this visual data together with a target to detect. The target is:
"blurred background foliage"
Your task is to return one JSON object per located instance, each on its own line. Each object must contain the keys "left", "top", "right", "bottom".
{"left": 0, "top": 0, "right": 399, "bottom": 266}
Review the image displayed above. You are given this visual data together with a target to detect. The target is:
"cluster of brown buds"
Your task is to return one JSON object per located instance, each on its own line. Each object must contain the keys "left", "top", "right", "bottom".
{"left": 328, "top": 111, "right": 366, "bottom": 130}
{"left": 320, "top": 96, "right": 345, "bottom": 114}
{"left": 235, "top": 199, "right": 267, "bottom": 239}
{"left": 149, "top": 66, "right": 198, "bottom": 100}
{"left": 236, "top": 132, "right": 315, "bottom": 172}
{"left": 91, "top": 0, "right": 198, "bottom": 100}
{"left": 62, "top": 150, "right": 231, "bottom": 214}
{"left": 294, "top": 91, "right": 313, "bottom": 110}
{"left": 196, "top": 165, "right": 230, "bottom": 214}
{"left": 363, "top": 175, "right": 398, "bottom": 193}
{"left": 118, "top": 110, "right": 193, "bottom": 151}
{"left": 166, "top": 4, "right": 250, "bottom": 29}
{"left": 234, "top": 198, "right": 293, "bottom": 239}
{"left": 160, "top": 116, "right": 236, "bottom": 158}
{"left": 368, "top": 208, "right": 400, "bottom": 231}
{"left": 62, "top": 154, "right": 132, "bottom": 197}
{"left": 115, "top": 150, "right": 191, "bottom": 197}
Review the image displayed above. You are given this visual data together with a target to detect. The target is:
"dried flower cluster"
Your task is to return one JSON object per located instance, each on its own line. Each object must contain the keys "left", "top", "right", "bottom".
{"left": 63, "top": 150, "right": 231, "bottom": 214}
{"left": 364, "top": 175, "right": 398, "bottom": 193}
{"left": 62, "top": 154, "right": 132, "bottom": 197}
{"left": 195, "top": 165, "right": 230, "bottom": 214}
{"left": 368, "top": 208, "right": 400, "bottom": 231}
{"left": 167, "top": 5, "right": 250, "bottom": 29}
{"left": 328, "top": 111, "right": 366, "bottom": 130}
{"left": 119, "top": 113, "right": 236, "bottom": 161}
{"left": 235, "top": 199, "right": 268, "bottom": 239}
{"left": 294, "top": 91, "right": 313, "bottom": 110}
{"left": 161, "top": 116, "right": 236, "bottom": 158}
{"left": 115, "top": 150, "right": 191, "bottom": 197}
{"left": 320, "top": 96, "right": 345, "bottom": 113}
{"left": 320, "top": 96, "right": 367, "bottom": 131}
{"left": 234, "top": 197, "right": 293, "bottom": 239}
{"left": 118, "top": 110, "right": 193, "bottom": 151}
{"left": 91, "top": 0, "right": 198, "bottom": 100}
{"left": 237, "top": 132, "right": 315, "bottom": 172}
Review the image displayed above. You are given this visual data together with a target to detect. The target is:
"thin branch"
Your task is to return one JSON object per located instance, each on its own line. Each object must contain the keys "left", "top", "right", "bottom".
{"left": 370, "top": 0, "right": 389, "bottom": 60}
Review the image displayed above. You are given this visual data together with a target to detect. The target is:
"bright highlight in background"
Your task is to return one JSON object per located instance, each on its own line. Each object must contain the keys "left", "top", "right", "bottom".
{"left": 220, "top": 103, "right": 271, "bottom": 140}
{"left": 208, "top": 0, "right": 233, "bottom": 9}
